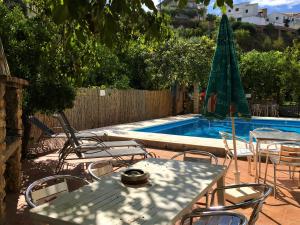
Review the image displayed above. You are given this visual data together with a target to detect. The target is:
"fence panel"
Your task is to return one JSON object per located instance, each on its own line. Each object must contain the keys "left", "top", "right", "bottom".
{"left": 30, "top": 88, "right": 174, "bottom": 140}
{"left": 279, "top": 105, "right": 300, "bottom": 118}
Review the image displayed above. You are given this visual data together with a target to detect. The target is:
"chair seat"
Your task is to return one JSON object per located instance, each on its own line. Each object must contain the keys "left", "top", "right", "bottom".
{"left": 270, "top": 156, "right": 300, "bottom": 167}
{"left": 230, "top": 148, "right": 253, "bottom": 157}
{"left": 259, "top": 147, "right": 279, "bottom": 154}
{"left": 78, "top": 140, "right": 140, "bottom": 150}
{"left": 81, "top": 146, "right": 147, "bottom": 158}
{"left": 195, "top": 214, "right": 244, "bottom": 225}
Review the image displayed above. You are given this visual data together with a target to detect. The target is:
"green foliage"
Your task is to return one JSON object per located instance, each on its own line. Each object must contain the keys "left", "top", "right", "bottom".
{"left": 146, "top": 36, "right": 215, "bottom": 89}
{"left": 234, "top": 29, "right": 252, "bottom": 51}
{"left": 283, "top": 40, "right": 300, "bottom": 102}
{"left": 231, "top": 21, "right": 257, "bottom": 35}
{"left": 33, "top": 0, "right": 166, "bottom": 48}
{"left": 273, "top": 37, "right": 285, "bottom": 51}
{"left": 240, "top": 50, "right": 286, "bottom": 102}
{"left": 119, "top": 41, "right": 153, "bottom": 89}
{"left": 0, "top": 4, "right": 75, "bottom": 114}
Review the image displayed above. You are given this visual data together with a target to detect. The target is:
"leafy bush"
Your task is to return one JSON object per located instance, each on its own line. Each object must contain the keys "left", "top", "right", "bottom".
{"left": 146, "top": 36, "right": 215, "bottom": 89}
{"left": 240, "top": 50, "right": 285, "bottom": 103}
{"left": 0, "top": 4, "right": 75, "bottom": 114}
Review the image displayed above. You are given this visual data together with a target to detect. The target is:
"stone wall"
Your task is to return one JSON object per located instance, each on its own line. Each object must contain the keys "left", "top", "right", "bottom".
{"left": 0, "top": 81, "right": 6, "bottom": 222}
{"left": 0, "top": 76, "right": 27, "bottom": 223}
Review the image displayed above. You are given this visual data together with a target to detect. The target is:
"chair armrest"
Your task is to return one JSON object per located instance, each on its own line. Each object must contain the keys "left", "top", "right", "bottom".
{"left": 181, "top": 210, "right": 248, "bottom": 225}
{"left": 171, "top": 152, "right": 184, "bottom": 160}
{"left": 210, "top": 183, "right": 271, "bottom": 209}
{"left": 266, "top": 141, "right": 300, "bottom": 156}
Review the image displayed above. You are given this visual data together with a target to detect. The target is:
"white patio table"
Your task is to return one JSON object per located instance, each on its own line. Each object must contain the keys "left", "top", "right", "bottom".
{"left": 30, "top": 158, "right": 226, "bottom": 225}
{"left": 250, "top": 131, "right": 300, "bottom": 182}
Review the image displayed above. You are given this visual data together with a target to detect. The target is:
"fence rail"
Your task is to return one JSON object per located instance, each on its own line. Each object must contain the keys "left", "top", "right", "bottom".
{"left": 30, "top": 88, "right": 177, "bottom": 140}
{"left": 279, "top": 105, "right": 300, "bottom": 118}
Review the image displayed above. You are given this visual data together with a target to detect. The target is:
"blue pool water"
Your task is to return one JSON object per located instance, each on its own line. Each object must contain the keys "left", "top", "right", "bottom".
{"left": 135, "top": 117, "right": 300, "bottom": 140}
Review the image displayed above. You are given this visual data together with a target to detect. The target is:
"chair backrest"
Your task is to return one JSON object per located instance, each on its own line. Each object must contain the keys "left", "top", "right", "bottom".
{"left": 253, "top": 128, "right": 282, "bottom": 132}
{"left": 29, "top": 116, "right": 55, "bottom": 136}
{"left": 210, "top": 183, "right": 272, "bottom": 225}
{"left": 88, "top": 161, "right": 114, "bottom": 181}
{"left": 172, "top": 150, "right": 218, "bottom": 165}
{"left": 219, "top": 131, "right": 232, "bottom": 153}
{"left": 279, "top": 142, "right": 300, "bottom": 166}
{"left": 53, "top": 112, "right": 80, "bottom": 147}
{"left": 180, "top": 211, "right": 248, "bottom": 225}
{"left": 25, "top": 175, "right": 89, "bottom": 208}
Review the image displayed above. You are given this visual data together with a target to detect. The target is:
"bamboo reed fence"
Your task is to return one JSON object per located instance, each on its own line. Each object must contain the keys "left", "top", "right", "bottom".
{"left": 30, "top": 88, "right": 178, "bottom": 140}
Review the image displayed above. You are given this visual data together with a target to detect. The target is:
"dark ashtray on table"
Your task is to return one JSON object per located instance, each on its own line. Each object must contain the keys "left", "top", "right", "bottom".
{"left": 121, "top": 168, "right": 150, "bottom": 186}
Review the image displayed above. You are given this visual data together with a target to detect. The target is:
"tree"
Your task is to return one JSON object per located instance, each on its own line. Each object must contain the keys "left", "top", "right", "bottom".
{"left": 240, "top": 50, "right": 285, "bottom": 103}
{"left": 261, "top": 36, "right": 273, "bottom": 51}
{"left": 283, "top": 40, "right": 300, "bottom": 102}
{"left": 273, "top": 37, "right": 285, "bottom": 51}
{"left": 146, "top": 36, "right": 215, "bottom": 112}
{"left": 0, "top": 4, "right": 77, "bottom": 156}
{"left": 234, "top": 29, "right": 252, "bottom": 51}
{"left": 24, "top": 0, "right": 233, "bottom": 46}
{"left": 146, "top": 36, "right": 214, "bottom": 88}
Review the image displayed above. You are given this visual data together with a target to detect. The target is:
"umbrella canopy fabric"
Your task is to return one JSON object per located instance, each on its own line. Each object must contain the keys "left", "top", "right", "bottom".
{"left": 203, "top": 14, "right": 251, "bottom": 120}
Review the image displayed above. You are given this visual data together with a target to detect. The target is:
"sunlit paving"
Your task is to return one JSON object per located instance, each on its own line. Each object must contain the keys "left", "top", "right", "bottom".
{"left": 1, "top": 0, "right": 300, "bottom": 225}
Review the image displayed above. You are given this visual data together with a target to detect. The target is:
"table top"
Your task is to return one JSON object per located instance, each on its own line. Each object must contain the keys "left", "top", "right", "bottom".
{"left": 30, "top": 158, "right": 226, "bottom": 225}
{"left": 250, "top": 131, "right": 300, "bottom": 141}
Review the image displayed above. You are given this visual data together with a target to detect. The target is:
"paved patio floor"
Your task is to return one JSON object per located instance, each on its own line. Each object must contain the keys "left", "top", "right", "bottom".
{"left": 5, "top": 148, "right": 300, "bottom": 225}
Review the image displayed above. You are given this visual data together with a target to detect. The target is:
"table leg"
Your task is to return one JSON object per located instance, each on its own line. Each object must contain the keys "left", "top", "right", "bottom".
{"left": 217, "top": 174, "right": 225, "bottom": 206}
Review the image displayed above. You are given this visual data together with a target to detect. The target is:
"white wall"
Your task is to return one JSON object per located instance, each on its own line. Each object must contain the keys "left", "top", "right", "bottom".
{"left": 242, "top": 16, "right": 268, "bottom": 25}
{"left": 268, "top": 13, "right": 285, "bottom": 26}
{"left": 227, "top": 3, "right": 259, "bottom": 19}
{"left": 289, "top": 19, "right": 300, "bottom": 29}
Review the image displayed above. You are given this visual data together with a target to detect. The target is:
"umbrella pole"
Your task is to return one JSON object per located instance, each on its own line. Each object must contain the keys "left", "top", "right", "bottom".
{"left": 225, "top": 117, "right": 260, "bottom": 204}
{"left": 231, "top": 117, "right": 240, "bottom": 184}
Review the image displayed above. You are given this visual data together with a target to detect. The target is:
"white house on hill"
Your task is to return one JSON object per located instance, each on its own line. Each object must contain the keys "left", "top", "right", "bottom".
{"left": 226, "top": 2, "right": 300, "bottom": 30}
{"left": 226, "top": 2, "right": 268, "bottom": 26}
{"left": 268, "top": 12, "right": 300, "bottom": 29}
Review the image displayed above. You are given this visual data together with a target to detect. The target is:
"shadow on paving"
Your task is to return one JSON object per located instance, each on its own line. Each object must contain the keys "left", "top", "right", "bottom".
{"left": 4, "top": 148, "right": 300, "bottom": 225}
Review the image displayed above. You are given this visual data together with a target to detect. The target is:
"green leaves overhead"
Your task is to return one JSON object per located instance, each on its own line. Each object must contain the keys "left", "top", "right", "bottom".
{"left": 225, "top": 0, "right": 233, "bottom": 8}
{"left": 216, "top": 0, "right": 224, "bottom": 7}
{"left": 28, "top": 0, "right": 232, "bottom": 48}
{"left": 52, "top": 4, "right": 69, "bottom": 24}
{"left": 178, "top": 0, "right": 188, "bottom": 9}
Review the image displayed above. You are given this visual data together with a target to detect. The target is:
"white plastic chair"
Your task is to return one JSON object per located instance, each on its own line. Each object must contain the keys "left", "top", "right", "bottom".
{"left": 219, "top": 131, "right": 254, "bottom": 174}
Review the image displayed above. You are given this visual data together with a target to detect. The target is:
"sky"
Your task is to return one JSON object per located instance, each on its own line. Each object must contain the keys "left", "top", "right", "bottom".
{"left": 153, "top": 0, "right": 300, "bottom": 14}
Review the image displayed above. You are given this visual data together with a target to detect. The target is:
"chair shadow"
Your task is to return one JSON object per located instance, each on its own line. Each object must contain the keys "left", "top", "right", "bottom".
{"left": 5, "top": 157, "right": 89, "bottom": 225}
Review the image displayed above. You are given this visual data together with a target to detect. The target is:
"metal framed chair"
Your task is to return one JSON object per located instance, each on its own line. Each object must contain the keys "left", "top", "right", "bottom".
{"left": 219, "top": 132, "right": 254, "bottom": 173}
{"left": 54, "top": 112, "right": 151, "bottom": 173}
{"left": 185, "top": 183, "right": 272, "bottom": 225}
{"left": 171, "top": 150, "right": 218, "bottom": 165}
{"left": 25, "top": 175, "right": 90, "bottom": 208}
{"left": 264, "top": 142, "right": 300, "bottom": 198}
{"left": 87, "top": 159, "right": 132, "bottom": 181}
{"left": 180, "top": 210, "right": 248, "bottom": 225}
{"left": 29, "top": 116, "right": 63, "bottom": 153}
{"left": 172, "top": 150, "right": 218, "bottom": 207}
{"left": 251, "top": 128, "right": 283, "bottom": 180}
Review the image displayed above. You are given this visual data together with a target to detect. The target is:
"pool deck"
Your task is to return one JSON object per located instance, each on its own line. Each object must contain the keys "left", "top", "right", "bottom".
{"left": 82, "top": 114, "right": 300, "bottom": 156}
{"left": 83, "top": 114, "right": 230, "bottom": 156}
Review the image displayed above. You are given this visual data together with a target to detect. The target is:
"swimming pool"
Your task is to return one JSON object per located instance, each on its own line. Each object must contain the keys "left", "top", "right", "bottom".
{"left": 135, "top": 117, "right": 300, "bottom": 140}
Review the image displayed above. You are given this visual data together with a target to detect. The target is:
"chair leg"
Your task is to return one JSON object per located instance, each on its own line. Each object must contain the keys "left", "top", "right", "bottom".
{"left": 298, "top": 171, "right": 300, "bottom": 188}
{"left": 247, "top": 156, "right": 251, "bottom": 174}
{"left": 223, "top": 155, "right": 227, "bottom": 166}
{"left": 205, "top": 193, "right": 209, "bottom": 208}
{"left": 264, "top": 154, "right": 269, "bottom": 184}
{"left": 289, "top": 166, "right": 292, "bottom": 179}
{"left": 273, "top": 164, "right": 277, "bottom": 198}
{"left": 258, "top": 153, "right": 262, "bottom": 183}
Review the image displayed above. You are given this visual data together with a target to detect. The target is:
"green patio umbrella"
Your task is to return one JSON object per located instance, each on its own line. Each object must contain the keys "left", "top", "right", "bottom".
{"left": 203, "top": 14, "right": 251, "bottom": 184}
